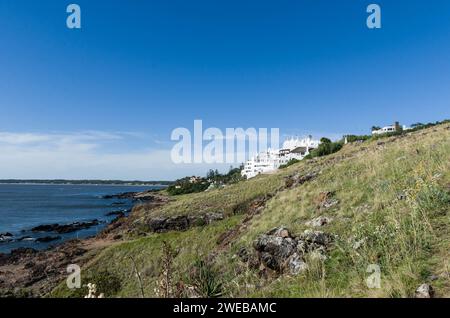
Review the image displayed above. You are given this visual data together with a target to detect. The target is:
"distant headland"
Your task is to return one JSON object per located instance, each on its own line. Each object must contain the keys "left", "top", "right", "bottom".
{"left": 0, "top": 179, "right": 173, "bottom": 186}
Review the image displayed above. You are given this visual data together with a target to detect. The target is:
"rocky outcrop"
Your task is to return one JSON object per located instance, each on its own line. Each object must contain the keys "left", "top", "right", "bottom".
{"left": 0, "top": 233, "right": 14, "bottom": 243}
{"left": 285, "top": 171, "right": 319, "bottom": 189}
{"left": 31, "top": 220, "right": 99, "bottom": 234}
{"left": 105, "top": 210, "right": 127, "bottom": 217}
{"left": 148, "top": 213, "right": 224, "bottom": 233}
{"left": 102, "top": 192, "right": 137, "bottom": 199}
{"left": 240, "top": 227, "right": 334, "bottom": 276}
{"left": 36, "top": 236, "right": 61, "bottom": 243}
{"left": 415, "top": 283, "right": 434, "bottom": 298}
{"left": 0, "top": 241, "right": 87, "bottom": 296}
{"left": 103, "top": 190, "right": 167, "bottom": 202}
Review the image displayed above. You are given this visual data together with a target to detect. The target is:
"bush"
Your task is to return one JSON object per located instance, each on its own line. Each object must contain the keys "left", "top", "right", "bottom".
{"left": 309, "top": 140, "right": 343, "bottom": 158}
{"left": 344, "top": 135, "right": 371, "bottom": 143}
{"left": 63, "top": 270, "right": 122, "bottom": 298}
{"left": 167, "top": 180, "right": 210, "bottom": 195}
{"left": 279, "top": 158, "right": 300, "bottom": 169}
{"left": 189, "top": 260, "right": 223, "bottom": 298}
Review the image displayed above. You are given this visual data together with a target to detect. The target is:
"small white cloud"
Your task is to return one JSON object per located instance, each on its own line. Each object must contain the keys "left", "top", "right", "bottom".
{"left": 0, "top": 132, "right": 51, "bottom": 145}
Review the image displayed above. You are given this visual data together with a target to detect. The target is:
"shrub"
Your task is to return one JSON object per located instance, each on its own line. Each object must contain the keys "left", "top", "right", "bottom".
{"left": 344, "top": 135, "right": 371, "bottom": 143}
{"left": 64, "top": 270, "right": 122, "bottom": 298}
{"left": 167, "top": 179, "right": 210, "bottom": 195}
{"left": 189, "top": 260, "right": 223, "bottom": 298}
{"left": 279, "top": 158, "right": 300, "bottom": 169}
{"left": 309, "top": 140, "right": 343, "bottom": 158}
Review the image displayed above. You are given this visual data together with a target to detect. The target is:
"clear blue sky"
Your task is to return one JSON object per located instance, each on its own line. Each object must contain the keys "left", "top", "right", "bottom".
{"left": 0, "top": 0, "right": 449, "bottom": 180}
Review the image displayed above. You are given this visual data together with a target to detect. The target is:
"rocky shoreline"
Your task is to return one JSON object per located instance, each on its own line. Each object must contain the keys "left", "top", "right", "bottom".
{"left": 0, "top": 190, "right": 169, "bottom": 297}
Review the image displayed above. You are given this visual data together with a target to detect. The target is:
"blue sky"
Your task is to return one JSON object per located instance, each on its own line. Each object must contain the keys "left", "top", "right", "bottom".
{"left": 0, "top": 0, "right": 449, "bottom": 180}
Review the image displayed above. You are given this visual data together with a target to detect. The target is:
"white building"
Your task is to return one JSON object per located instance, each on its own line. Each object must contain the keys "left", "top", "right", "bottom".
{"left": 372, "top": 122, "right": 412, "bottom": 135}
{"left": 241, "top": 136, "right": 320, "bottom": 179}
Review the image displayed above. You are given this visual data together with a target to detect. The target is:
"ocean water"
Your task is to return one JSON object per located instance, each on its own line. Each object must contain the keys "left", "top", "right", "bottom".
{"left": 0, "top": 184, "right": 163, "bottom": 253}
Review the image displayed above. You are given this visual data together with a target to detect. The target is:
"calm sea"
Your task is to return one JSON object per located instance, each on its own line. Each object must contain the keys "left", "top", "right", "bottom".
{"left": 0, "top": 184, "right": 163, "bottom": 253}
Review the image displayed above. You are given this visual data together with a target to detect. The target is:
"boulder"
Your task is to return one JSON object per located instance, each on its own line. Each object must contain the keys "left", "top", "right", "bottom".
{"left": 266, "top": 227, "right": 292, "bottom": 238}
{"left": 415, "top": 284, "right": 434, "bottom": 298}
{"left": 0, "top": 232, "right": 14, "bottom": 243}
{"left": 260, "top": 252, "right": 279, "bottom": 271}
{"left": 36, "top": 236, "right": 61, "bottom": 243}
{"left": 148, "top": 213, "right": 224, "bottom": 233}
{"left": 299, "top": 230, "right": 334, "bottom": 247}
{"left": 237, "top": 247, "right": 249, "bottom": 263}
{"left": 105, "top": 210, "right": 126, "bottom": 217}
{"left": 31, "top": 220, "right": 99, "bottom": 234}
{"left": 253, "top": 227, "right": 299, "bottom": 273}
{"left": 288, "top": 253, "right": 308, "bottom": 275}
{"left": 246, "top": 227, "right": 335, "bottom": 276}
{"left": 285, "top": 171, "right": 318, "bottom": 189}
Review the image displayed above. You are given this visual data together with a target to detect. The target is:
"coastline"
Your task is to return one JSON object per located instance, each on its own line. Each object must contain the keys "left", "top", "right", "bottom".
{"left": 0, "top": 184, "right": 167, "bottom": 253}
{"left": 0, "top": 189, "right": 169, "bottom": 297}
{"left": 0, "top": 183, "right": 170, "bottom": 187}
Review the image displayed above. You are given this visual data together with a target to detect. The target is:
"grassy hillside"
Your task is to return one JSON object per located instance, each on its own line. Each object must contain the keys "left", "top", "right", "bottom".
{"left": 51, "top": 123, "right": 450, "bottom": 298}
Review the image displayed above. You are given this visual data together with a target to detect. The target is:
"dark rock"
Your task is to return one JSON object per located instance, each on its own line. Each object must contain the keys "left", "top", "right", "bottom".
{"left": 237, "top": 247, "right": 249, "bottom": 263}
{"left": 36, "top": 236, "right": 61, "bottom": 243}
{"left": 56, "top": 220, "right": 99, "bottom": 234}
{"left": 2, "top": 248, "right": 38, "bottom": 265}
{"left": 260, "top": 252, "right": 279, "bottom": 271}
{"left": 299, "top": 230, "right": 334, "bottom": 247}
{"left": 105, "top": 210, "right": 126, "bottom": 217}
{"left": 149, "top": 216, "right": 186, "bottom": 233}
{"left": 30, "top": 224, "right": 59, "bottom": 232}
{"left": 253, "top": 229, "right": 298, "bottom": 273}
{"left": 111, "top": 201, "right": 126, "bottom": 206}
{"left": 31, "top": 220, "right": 99, "bottom": 234}
{"left": 103, "top": 192, "right": 136, "bottom": 199}
{"left": 254, "top": 235, "right": 296, "bottom": 259}
{"left": 251, "top": 227, "right": 334, "bottom": 275}
{"left": 148, "top": 213, "right": 224, "bottom": 233}
{"left": 285, "top": 171, "right": 318, "bottom": 189}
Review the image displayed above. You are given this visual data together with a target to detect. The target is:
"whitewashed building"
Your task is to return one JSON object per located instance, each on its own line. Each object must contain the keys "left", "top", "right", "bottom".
{"left": 372, "top": 122, "right": 412, "bottom": 135}
{"left": 241, "top": 136, "right": 320, "bottom": 179}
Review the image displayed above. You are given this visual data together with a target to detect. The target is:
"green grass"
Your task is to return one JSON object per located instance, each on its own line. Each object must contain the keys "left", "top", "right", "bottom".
{"left": 50, "top": 122, "right": 450, "bottom": 298}
{"left": 51, "top": 215, "right": 243, "bottom": 298}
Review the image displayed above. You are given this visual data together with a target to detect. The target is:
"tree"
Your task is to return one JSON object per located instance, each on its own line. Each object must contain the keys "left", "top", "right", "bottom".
{"left": 320, "top": 137, "right": 332, "bottom": 144}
